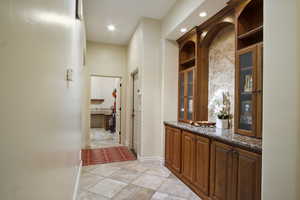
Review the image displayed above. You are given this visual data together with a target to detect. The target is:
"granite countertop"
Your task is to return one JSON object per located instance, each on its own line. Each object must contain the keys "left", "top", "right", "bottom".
{"left": 164, "top": 121, "right": 262, "bottom": 154}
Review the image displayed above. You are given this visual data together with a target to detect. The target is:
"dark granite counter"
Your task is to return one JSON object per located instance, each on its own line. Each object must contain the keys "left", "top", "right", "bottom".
{"left": 164, "top": 121, "right": 262, "bottom": 154}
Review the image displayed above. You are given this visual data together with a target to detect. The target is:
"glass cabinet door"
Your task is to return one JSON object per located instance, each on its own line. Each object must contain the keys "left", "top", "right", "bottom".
{"left": 236, "top": 47, "right": 257, "bottom": 136}
{"left": 179, "top": 73, "right": 185, "bottom": 121}
{"left": 187, "top": 70, "right": 194, "bottom": 121}
{"left": 178, "top": 68, "right": 194, "bottom": 122}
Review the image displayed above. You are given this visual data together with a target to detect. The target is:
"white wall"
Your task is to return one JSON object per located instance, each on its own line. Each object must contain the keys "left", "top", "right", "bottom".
{"left": 141, "top": 19, "right": 163, "bottom": 158}
{"left": 126, "top": 24, "right": 143, "bottom": 151}
{"left": 90, "top": 76, "right": 118, "bottom": 109}
{"left": 87, "top": 41, "right": 127, "bottom": 77}
{"left": 0, "top": 0, "right": 85, "bottom": 199}
{"left": 263, "top": 0, "right": 300, "bottom": 199}
{"left": 161, "top": 39, "right": 179, "bottom": 125}
{"left": 84, "top": 42, "right": 127, "bottom": 146}
{"left": 160, "top": 39, "right": 179, "bottom": 157}
{"left": 126, "top": 18, "right": 163, "bottom": 158}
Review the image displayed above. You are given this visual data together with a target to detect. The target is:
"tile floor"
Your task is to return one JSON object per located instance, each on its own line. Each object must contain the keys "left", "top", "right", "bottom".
{"left": 77, "top": 160, "right": 201, "bottom": 200}
{"left": 88, "top": 128, "right": 121, "bottom": 149}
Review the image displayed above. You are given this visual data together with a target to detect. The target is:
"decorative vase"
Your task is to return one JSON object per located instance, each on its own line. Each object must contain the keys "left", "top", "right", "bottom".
{"left": 216, "top": 119, "right": 229, "bottom": 129}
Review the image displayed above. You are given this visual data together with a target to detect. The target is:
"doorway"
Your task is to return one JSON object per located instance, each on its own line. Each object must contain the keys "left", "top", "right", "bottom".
{"left": 89, "top": 75, "right": 122, "bottom": 149}
{"left": 131, "top": 72, "right": 140, "bottom": 155}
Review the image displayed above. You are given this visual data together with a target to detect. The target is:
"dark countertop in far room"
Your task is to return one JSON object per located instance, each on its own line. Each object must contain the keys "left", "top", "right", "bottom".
{"left": 164, "top": 121, "right": 262, "bottom": 154}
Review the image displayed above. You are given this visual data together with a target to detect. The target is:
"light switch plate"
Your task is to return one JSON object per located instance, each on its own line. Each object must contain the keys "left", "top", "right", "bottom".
{"left": 66, "top": 69, "right": 73, "bottom": 81}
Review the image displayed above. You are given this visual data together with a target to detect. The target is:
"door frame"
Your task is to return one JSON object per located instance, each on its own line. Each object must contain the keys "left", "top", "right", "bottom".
{"left": 131, "top": 70, "right": 139, "bottom": 156}
{"left": 90, "top": 74, "right": 123, "bottom": 144}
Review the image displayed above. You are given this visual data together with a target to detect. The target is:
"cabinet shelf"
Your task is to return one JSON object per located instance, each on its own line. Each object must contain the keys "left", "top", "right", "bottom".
{"left": 180, "top": 57, "right": 195, "bottom": 65}
{"left": 241, "top": 91, "right": 252, "bottom": 95}
{"left": 238, "top": 25, "right": 263, "bottom": 40}
{"left": 241, "top": 66, "right": 253, "bottom": 71}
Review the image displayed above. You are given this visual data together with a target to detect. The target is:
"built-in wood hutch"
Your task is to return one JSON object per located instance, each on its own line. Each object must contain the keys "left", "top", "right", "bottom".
{"left": 176, "top": 0, "right": 263, "bottom": 139}
{"left": 165, "top": 0, "right": 263, "bottom": 199}
{"left": 235, "top": 0, "right": 263, "bottom": 138}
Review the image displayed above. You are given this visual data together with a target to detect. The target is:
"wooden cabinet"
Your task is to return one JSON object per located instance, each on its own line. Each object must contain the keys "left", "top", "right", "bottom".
{"left": 177, "top": 28, "right": 208, "bottom": 122}
{"left": 236, "top": 0, "right": 263, "bottom": 50}
{"left": 165, "top": 126, "right": 181, "bottom": 174}
{"left": 234, "top": 148, "right": 261, "bottom": 200}
{"left": 165, "top": 127, "right": 172, "bottom": 167}
{"left": 178, "top": 30, "right": 197, "bottom": 124}
{"left": 182, "top": 131, "right": 196, "bottom": 183}
{"left": 194, "top": 135, "right": 210, "bottom": 196}
{"left": 172, "top": 129, "right": 182, "bottom": 173}
{"left": 165, "top": 126, "right": 261, "bottom": 200}
{"left": 235, "top": 44, "right": 263, "bottom": 138}
{"left": 235, "top": 0, "right": 263, "bottom": 138}
{"left": 181, "top": 131, "right": 211, "bottom": 196}
{"left": 210, "top": 141, "right": 261, "bottom": 200}
{"left": 210, "top": 142, "right": 235, "bottom": 200}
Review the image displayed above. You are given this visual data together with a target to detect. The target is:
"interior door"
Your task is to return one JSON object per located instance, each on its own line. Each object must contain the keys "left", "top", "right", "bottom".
{"left": 132, "top": 73, "right": 140, "bottom": 155}
{"left": 115, "top": 78, "right": 121, "bottom": 143}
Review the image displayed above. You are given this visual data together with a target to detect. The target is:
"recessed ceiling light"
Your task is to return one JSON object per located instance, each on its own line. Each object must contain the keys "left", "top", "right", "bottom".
{"left": 107, "top": 24, "right": 116, "bottom": 31}
{"left": 180, "top": 28, "right": 187, "bottom": 33}
{"left": 199, "top": 12, "right": 207, "bottom": 17}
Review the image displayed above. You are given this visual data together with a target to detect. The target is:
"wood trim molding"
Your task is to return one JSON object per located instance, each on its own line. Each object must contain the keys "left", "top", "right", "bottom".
{"left": 177, "top": 27, "right": 198, "bottom": 45}
{"left": 197, "top": 6, "right": 234, "bottom": 31}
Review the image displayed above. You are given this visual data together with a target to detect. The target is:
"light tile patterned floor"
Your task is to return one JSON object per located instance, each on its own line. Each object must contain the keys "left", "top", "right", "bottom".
{"left": 88, "top": 128, "right": 121, "bottom": 149}
{"left": 77, "top": 160, "right": 201, "bottom": 200}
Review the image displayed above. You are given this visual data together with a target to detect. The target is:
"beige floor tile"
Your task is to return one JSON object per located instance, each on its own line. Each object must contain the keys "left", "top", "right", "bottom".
{"left": 105, "top": 160, "right": 139, "bottom": 168}
{"left": 145, "top": 167, "right": 171, "bottom": 178}
{"left": 79, "top": 172, "right": 104, "bottom": 190}
{"left": 109, "top": 168, "right": 142, "bottom": 183}
{"left": 89, "top": 164, "right": 121, "bottom": 177}
{"left": 88, "top": 128, "right": 120, "bottom": 149}
{"left": 132, "top": 174, "right": 166, "bottom": 190}
{"left": 112, "top": 184, "right": 155, "bottom": 200}
{"left": 82, "top": 165, "right": 99, "bottom": 173}
{"left": 123, "top": 162, "right": 149, "bottom": 173}
{"left": 157, "top": 178, "right": 196, "bottom": 199}
{"left": 88, "top": 178, "right": 128, "bottom": 198}
{"left": 167, "top": 173, "right": 178, "bottom": 179}
{"left": 151, "top": 192, "right": 186, "bottom": 200}
{"left": 76, "top": 190, "right": 109, "bottom": 200}
{"left": 189, "top": 192, "right": 202, "bottom": 200}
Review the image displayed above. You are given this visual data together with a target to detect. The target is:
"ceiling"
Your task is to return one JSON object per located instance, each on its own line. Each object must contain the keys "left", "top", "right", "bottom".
{"left": 83, "top": 0, "right": 177, "bottom": 45}
{"left": 167, "top": 0, "right": 228, "bottom": 40}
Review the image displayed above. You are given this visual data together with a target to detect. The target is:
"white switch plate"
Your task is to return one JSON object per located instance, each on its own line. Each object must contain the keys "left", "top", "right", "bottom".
{"left": 66, "top": 69, "right": 73, "bottom": 81}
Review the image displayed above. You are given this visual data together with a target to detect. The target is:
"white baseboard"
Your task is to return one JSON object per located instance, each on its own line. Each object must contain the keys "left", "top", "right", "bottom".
{"left": 72, "top": 160, "right": 82, "bottom": 200}
{"left": 138, "top": 156, "right": 165, "bottom": 165}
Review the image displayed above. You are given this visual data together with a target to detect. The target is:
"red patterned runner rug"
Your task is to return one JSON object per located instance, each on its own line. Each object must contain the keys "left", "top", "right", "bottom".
{"left": 82, "top": 146, "right": 136, "bottom": 166}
